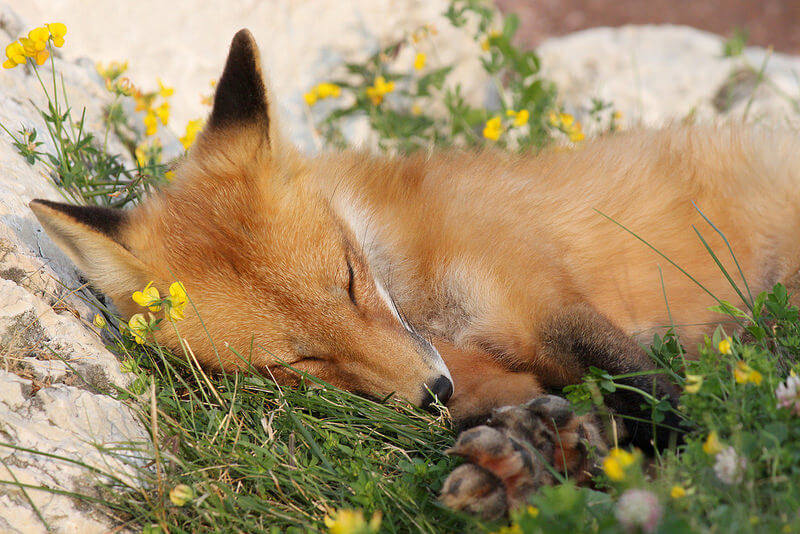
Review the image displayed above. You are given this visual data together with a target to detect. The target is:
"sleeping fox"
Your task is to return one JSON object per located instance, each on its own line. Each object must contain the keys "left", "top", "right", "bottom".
{"left": 30, "top": 30, "right": 800, "bottom": 515}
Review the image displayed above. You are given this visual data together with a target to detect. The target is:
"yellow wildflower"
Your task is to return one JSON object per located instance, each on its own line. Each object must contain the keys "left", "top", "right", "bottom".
{"left": 166, "top": 282, "right": 188, "bottom": 322}
{"left": 734, "top": 361, "right": 763, "bottom": 385}
{"left": 96, "top": 60, "right": 128, "bottom": 80}
{"left": 133, "top": 89, "right": 153, "bottom": 112}
{"left": 703, "top": 431, "right": 723, "bottom": 455}
{"left": 549, "top": 111, "right": 585, "bottom": 142}
{"left": 93, "top": 314, "right": 107, "bottom": 328}
{"left": 316, "top": 82, "right": 341, "bottom": 99}
{"left": 481, "top": 30, "right": 501, "bottom": 51}
{"left": 670, "top": 485, "right": 687, "bottom": 499}
{"left": 135, "top": 145, "right": 147, "bottom": 167}
{"left": 144, "top": 110, "right": 158, "bottom": 136}
{"left": 323, "top": 509, "right": 382, "bottom": 534}
{"left": 568, "top": 126, "right": 585, "bottom": 142}
{"left": 602, "top": 447, "right": 636, "bottom": 481}
{"left": 494, "top": 525, "right": 522, "bottom": 534}
{"left": 157, "top": 78, "right": 174, "bottom": 98}
{"left": 45, "top": 23, "right": 67, "bottom": 47}
{"left": 128, "top": 313, "right": 152, "bottom": 344}
{"left": 526, "top": 505, "right": 539, "bottom": 517}
{"left": 685, "top": 374, "right": 703, "bottom": 394}
{"left": 155, "top": 101, "right": 170, "bottom": 126}
{"left": 506, "top": 109, "right": 530, "bottom": 127}
{"left": 304, "top": 83, "right": 341, "bottom": 107}
{"left": 304, "top": 90, "right": 318, "bottom": 106}
{"left": 19, "top": 37, "right": 49, "bottom": 66}
{"left": 165, "top": 171, "right": 175, "bottom": 181}
{"left": 413, "top": 52, "right": 426, "bottom": 70}
{"left": 132, "top": 281, "right": 161, "bottom": 312}
{"left": 180, "top": 118, "right": 203, "bottom": 150}
{"left": 366, "top": 76, "right": 395, "bottom": 105}
{"left": 482, "top": 116, "right": 503, "bottom": 141}
{"left": 719, "top": 338, "right": 732, "bottom": 355}
{"left": 169, "top": 484, "right": 194, "bottom": 506}
{"left": 3, "top": 41, "right": 26, "bottom": 69}
{"left": 411, "top": 103, "right": 422, "bottom": 116}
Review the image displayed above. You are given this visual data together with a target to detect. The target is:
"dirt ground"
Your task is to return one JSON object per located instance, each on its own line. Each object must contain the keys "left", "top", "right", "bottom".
{"left": 497, "top": 0, "right": 800, "bottom": 54}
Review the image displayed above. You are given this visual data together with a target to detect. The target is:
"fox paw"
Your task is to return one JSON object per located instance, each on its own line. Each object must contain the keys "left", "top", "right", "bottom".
{"left": 440, "top": 395, "right": 606, "bottom": 519}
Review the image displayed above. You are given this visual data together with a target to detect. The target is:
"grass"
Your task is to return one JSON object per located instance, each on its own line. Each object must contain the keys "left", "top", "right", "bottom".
{"left": 3, "top": 4, "right": 800, "bottom": 534}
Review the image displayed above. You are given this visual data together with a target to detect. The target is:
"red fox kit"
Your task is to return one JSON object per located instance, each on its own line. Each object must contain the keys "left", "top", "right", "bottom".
{"left": 29, "top": 31, "right": 800, "bottom": 502}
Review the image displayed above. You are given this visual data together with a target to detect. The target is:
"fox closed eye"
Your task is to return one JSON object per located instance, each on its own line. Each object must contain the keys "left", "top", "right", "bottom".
{"left": 346, "top": 257, "right": 357, "bottom": 306}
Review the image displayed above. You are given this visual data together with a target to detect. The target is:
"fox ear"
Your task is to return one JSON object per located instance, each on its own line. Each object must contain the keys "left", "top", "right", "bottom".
{"left": 30, "top": 199, "right": 148, "bottom": 299}
{"left": 208, "top": 28, "right": 270, "bottom": 135}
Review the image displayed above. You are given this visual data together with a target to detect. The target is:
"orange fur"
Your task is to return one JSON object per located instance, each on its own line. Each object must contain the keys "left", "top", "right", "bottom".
{"left": 30, "top": 30, "right": 800, "bottom": 419}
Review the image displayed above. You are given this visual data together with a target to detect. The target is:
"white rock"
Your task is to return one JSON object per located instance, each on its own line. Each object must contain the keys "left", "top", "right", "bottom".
{"left": 537, "top": 25, "right": 800, "bottom": 131}
{"left": 0, "top": 9, "right": 150, "bottom": 533}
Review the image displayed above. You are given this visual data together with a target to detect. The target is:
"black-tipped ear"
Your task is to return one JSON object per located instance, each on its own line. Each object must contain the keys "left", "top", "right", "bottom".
{"left": 209, "top": 29, "right": 269, "bottom": 132}
{"left": 30, "top": 199, "right": 126, "bottom": 241}
{"left": 30, "top": 199, "right": 149, "bottom": 299}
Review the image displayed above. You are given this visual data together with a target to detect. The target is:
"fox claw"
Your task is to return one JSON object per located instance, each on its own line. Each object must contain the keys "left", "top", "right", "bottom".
{"left": 441, "top": 394, "right": 605, "bottom": 516}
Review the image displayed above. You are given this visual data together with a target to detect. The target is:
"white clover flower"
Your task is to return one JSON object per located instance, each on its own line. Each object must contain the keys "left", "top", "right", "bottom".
{"left": 776, "top": 374, "right": 800, "bottom": 416}
{"left": 714, "top": 446, "right": 747, "bottom": 485}
{"left": 615, "top": 489, "right": 662, "bottom": 534}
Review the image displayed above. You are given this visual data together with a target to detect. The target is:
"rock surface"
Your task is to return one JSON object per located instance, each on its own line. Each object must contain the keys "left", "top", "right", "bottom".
{"left": 3, "top": 2, "right": 800, "bottom": 533}
{"left": 537, "top": 25, "right": 800, "bottom": 132}
{"left": 0, "top": 6, "right": 149, "bottom": 534}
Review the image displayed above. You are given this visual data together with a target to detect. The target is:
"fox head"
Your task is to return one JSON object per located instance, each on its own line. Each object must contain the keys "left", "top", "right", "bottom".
{"left": 30, "top": 29, "right": 452, "bottom": 409}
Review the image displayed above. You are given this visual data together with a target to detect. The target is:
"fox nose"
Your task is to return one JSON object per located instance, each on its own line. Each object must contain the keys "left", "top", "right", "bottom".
{"left": 421, "top": 375, "right": 454, "bottom": 411}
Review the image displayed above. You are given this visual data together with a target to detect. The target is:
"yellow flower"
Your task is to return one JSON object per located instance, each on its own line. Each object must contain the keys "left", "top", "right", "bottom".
{"left": 27, "top": 27, "right": 50, "bottom": 51}
{"left": 482, "top": 115, "right": 503, "bottom": 141}
{"left": 316, "top": 82, "right": 341, "bottom": 99}
{"left": 526, "top": 505, "right": 539, "bottom": 517}
{"left": 304, "top": 90, "right": 318, "bottom": 106}
{"left": 45, "top": 23, "right": 67, "bottom": 47}
{"left": 19, "top": 37, "right": 49, "bottom": 66}
{"left": 155, "top": 101, "right": 170, "bottom": 126}
{"left": 506, "top": 109, "right": 530, "bottom": 127}
{"left": 719, "top": 338, "right": 732, "bottom": 355}
{"left": 685, "top": 374, "right": 703, "bottom": 394}
{"left": 3, "top": 41, "right": 26, "bottom": 69}
{"left": 413, "top": 52, "right": 426, "bottom": 70}
{"left": 157, "top": 78, "right": 174, "bottom": 98}
{"left": 411, "top": 103, "right": 422, "bottom": 116}
{"left": 549, "top": 111, "right": 585, "bottom": 142}
{"left": 366, "top": 76, "right": 395, "bottom": 105}
{"left": 169, "top": 484, "right": 194, "bottom": 506}
{"left": 602, "top": 447, "right": 636, "bottom": 481}
{"left": 568, "top": 126, "right": 585, "bottom": 142}
{"left": 703, "top": 431, "right": 723, "bottom": 455}
{"left": 481, "top": 30, "right": 501, "bottom": 51}
{"left": 96, "top": 60, "right": 128, "bottom": 80}
{"left": 132, "top": 281, "right": 161, "bottom": 311}
{"left": 93, "top": 314, "right": 107, "bottom": 328}
{"left": 323, "top": 509, "right": 382, "bottom": 534}
{"left": 734, "top": 361, "right": 763, "bottom": 385}
{"left": 106, "top": 76, "right": 135, "bottom": 97}
{"left": 494, "top": 525, "right": 522, "bottom": 534}
{"left": 144, "top": 111, "right": 158, "bottom": 136}
{"left": 166, "top": 282, "right": 188, "bottom": 322}
{"left": 128, "top": 313, "right": 152, "bottom": 344}
{"left": 180, "top": 119, "right": 203, "bottom": 150}
{"left": 165, "top": 171, "right": 176, "bottom": 181}
{"left": 670, "top": 485, "right": 687, "bottom": 499}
